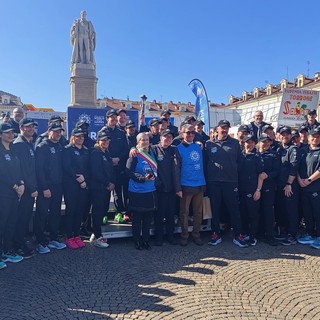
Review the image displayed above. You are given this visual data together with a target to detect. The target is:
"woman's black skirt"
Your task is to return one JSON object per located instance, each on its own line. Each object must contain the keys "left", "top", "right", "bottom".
{"left": 128, "top": 191, "right": 157, "bottom": 212}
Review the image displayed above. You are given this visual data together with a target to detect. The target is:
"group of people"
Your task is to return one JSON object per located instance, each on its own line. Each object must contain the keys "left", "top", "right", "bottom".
{"left": 1, "top": 106, "right": 320, "bottom": 271}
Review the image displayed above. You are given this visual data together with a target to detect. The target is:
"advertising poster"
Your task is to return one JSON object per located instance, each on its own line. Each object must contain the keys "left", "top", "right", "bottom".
{"left": 278, "top": 88, "right": 319, "bottom": 127}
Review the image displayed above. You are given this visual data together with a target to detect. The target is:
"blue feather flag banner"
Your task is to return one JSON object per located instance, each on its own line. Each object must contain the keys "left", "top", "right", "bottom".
{"left": 188, "top": 79, "right": 210, "bottom": 135}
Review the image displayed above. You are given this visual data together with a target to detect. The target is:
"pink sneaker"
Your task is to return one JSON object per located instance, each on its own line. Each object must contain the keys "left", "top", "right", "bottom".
{"left": 74, "top": 236, "right": 85, "bottom": 248}
{"left": 66, "top": 237, "right": 79, "bottom": 249}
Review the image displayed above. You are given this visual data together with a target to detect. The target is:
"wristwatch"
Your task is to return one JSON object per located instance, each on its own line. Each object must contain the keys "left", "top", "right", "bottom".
{"left": 286, "top": 182, "right": 292, "bottom": 186}
{"left": 308, "top": 178, "right": 312, "bottom": 182}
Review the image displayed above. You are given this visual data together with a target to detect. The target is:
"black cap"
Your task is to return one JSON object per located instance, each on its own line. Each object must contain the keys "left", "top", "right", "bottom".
{"left": 309, "top": 127, "right": 320, "bottom": 135}
{"left": 179, "top": 120, "right": 188, "bottom": 129}
{"left": 195, "top": 119, "right": 205, "bottom": 126}
{"left": 149, "top": 118, "right": 160, "bottom": 127}
{"left": 243, "top": 134, "right": 256, "bottom": 143}
{"left": 218, "top": 120, "right": 231, "bottom": 128}
{"left": 185, "top": 115, "right": 196, "bottom": 122}
{"left": 0, "top": 123, "right": 14, "bottom": 133}
{"left": 299, "top": 125, "right": 308, "bottom": 133}
{"left": 117, "top": 109, "right": 126, "bottom": 115}
{"left": 160, "top": 129, "right": 174, "bottom": 137}
{"left": 97, "top": 130, "right": 110, "bottom": 141}
{"left": 49, "top": 115, "right": 64, "bottom": 123}
{"left": 125, "top": 120, "right": 135, "bottom": 128}
{"left": 262, "top": 124, "right": 274, "bottom": 132}
{"left": 76, "top": 120, "right": 89, "bottom": 128}
{"left": 48, "top": 123, "right": 64, "bottom": 131}
{"left": 19, "top": 118, "right": 38, "bottom": 127}
{"left": 276, "top": 125, "right": 285, "bottom": 133}
{"left": 279, "top": 126, "right": 291, "bottom": 134}
{"left": 291, "top": 130, "right": 299, "bottom": 138}
{"left": 106, "top": 109, "right": 117, "bottom": 117}
{"left": 308, "top": 109, "right": 317, "bottom": 115}
{"left": 160, "top": 110, "right": 171, "bottom": 116}
{"left": 238, "top": 125, "right": 250, "bottom": 133}
{"left": 160, "top": 116, "right": 168, "bottom": 122}
{"left": 71, "top": 127, "right": 85, "bottom": 136}
{"left": 258, "top": 133, "right": 272, "bottom": 142}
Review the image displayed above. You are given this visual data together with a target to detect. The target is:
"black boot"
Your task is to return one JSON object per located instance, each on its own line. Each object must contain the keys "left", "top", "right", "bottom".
{"left": 142, "top": 241, "right": 152, "bottom": 250}
{"left": 134, "top": 241, "right": 143, "bottom": 250}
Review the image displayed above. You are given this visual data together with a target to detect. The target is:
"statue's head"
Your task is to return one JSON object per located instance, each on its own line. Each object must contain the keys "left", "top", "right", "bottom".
{"left": 80, "top": 10, "right": 87, "bottom": 19}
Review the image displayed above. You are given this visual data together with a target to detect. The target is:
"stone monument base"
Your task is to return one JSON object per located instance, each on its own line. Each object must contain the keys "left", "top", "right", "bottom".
{"left": 69, "top": 63, "right": 98, "bottom": 108}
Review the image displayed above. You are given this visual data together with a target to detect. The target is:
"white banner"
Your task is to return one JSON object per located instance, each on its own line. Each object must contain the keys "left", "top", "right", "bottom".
{"left": 278, "top": 88, "right": 319, "bottom": 127}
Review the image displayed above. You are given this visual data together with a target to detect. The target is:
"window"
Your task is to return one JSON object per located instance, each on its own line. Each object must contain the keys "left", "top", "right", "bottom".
{"left": 3, "top": 99, "right": 8, "bottom": 104}
{"left": 126, "top": 103, "right": 132, "bottom": 110}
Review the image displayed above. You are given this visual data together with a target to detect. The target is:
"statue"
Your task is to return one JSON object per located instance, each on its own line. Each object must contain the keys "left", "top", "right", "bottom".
{"left": 70, "top": 10, "right": 96, "bottom": 65}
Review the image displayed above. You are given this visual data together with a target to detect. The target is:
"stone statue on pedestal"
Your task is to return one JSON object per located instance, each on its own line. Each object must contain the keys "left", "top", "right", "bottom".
{"left": 70, "top": 10, "right": 96, "bottom": 65}
{"left": 69, "top": 10, "right": 98, "bottom": 108}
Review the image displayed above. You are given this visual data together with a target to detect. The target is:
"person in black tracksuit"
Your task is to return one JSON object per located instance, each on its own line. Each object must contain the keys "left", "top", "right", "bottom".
{"left": 12, "top": 119, "right": 38, "bottom": 258}
{"left": 238, "top": 135, "right": 264, "bottom": 246}
{"left": 161, "top": 110, "right": 179, "bottom": 137}
{"left": 275, "top": 126, "right": 300, "bottom": 245}
{"left": 63, "top": 128, "right": 90, "bottom": 249}
{"left": 152, "top": 129, "right": 179, "bottom": 246}
{"left": 35, "top": 115, "right": 68, "bottom": 148}
{"left": 35, "top": 123, "right": 65, "bottom": 253}
{"left": 205, "top": 120, "right": 247, "bottom": 247}
{"left": 0, "top": 123, "right": 24, "bottom": 264}
{"left": 195, "top": 120, "right": 210, "bottom": 145}
{"left": 74, "top": 120, "right": 95, "bottom": 235}
{"left": 100, "top": 110, "right": 128, "bottom": 215}
{"left": 297, "top": 128, "right": 320, "bottom": 243}
{"left": 257, "top": 134, "right": 280, "bottom": 245}
{"left": 75, "top": 120, "right": 95, "bottom": 150}
{"left": 302, "top": 109, "right": 320, "bottom": 131}
{"left": 90, "top": 131, "right": 115, "bottom": 247}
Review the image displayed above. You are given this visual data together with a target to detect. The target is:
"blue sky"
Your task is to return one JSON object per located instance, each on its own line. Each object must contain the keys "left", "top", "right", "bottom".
{"left": 1, "top": 0, "right": 320, "bottom": 111}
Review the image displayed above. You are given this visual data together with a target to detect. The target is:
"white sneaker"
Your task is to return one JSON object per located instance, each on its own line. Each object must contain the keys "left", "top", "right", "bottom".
{"left": 94, "top": 237, "right": 109, "bottom": 248}
{"left": 48, "top": 240, "right": 66, "bottom": 250}
{"left": 89, "top": 233, "right": 95, "bottom": 243}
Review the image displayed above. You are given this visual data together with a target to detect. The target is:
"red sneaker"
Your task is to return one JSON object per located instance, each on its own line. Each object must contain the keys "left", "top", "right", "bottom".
{"left": 73, "top": 236, "right": 85, "bottom": 248}
{"left": 66, "top": 237, "right": 79, "bottom": 249}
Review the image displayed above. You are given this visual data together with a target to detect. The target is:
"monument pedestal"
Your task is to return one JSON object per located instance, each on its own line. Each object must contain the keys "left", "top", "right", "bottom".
{"left": 69, "top": 63, "right": 98, "bottom": 108}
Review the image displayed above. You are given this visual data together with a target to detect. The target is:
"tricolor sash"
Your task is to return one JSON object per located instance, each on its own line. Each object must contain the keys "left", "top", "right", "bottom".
{"left": 136, "top": 149, "right": 158, "bottom": 177}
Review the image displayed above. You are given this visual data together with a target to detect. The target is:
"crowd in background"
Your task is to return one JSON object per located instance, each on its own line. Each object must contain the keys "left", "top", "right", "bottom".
{"left": 1, "top": 106, "right": 320, "bottom": 271}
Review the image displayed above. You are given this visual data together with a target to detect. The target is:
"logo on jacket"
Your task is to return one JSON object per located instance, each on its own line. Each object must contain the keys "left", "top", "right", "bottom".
{"left": 74, "top": 150, "right": 80, "bottom": 156}
{"left": 102, "top": 156, "right": 107, "bottom": 161}
{"left": 211, "top": 147, "right": 217, "bottom": 153}
{"left": 4, "top": 154, "right": 11, "bottom": 161}
{"left": 190, "top": 150, "right": 200, "bottom": 161}
{"left": 50, "top": 147, "right": 56, "bottom": 154}
{"left": 29, "top": 149, "right": 34, "bottom": 157}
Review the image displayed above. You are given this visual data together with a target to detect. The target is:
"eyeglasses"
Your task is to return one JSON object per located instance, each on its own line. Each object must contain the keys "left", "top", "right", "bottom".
{"left": 184, "top": 131, "right": 195, "bottom": 135}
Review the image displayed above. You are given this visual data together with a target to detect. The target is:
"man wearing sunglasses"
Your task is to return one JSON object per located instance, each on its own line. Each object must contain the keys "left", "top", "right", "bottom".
{"left": 175, "top": 124, "right": 206, "bottom": 246}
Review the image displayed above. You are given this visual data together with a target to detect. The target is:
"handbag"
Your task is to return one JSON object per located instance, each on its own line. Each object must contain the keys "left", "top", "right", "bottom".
{"left": 202, "top": 196, "right": 212, "bottom": 219}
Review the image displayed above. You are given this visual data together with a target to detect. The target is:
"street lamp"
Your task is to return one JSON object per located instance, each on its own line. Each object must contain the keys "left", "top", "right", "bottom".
{"left": 140, "top": 94, "right": 147, "bottom": 115}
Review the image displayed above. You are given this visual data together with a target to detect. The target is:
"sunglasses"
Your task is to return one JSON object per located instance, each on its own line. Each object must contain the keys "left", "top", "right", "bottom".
{"left": 184, "top": 131, "right": 195, "bottom": 135}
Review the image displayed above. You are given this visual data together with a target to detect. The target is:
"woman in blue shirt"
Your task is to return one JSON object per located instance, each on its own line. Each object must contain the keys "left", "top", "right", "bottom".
{"left": 126, "top": 132, "right": 157, "bottom": 250}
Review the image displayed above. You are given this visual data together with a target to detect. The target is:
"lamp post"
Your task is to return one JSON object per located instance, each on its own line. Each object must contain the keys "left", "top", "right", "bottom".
{"left": 140, "top": 94, "right": 147, "bottom": 115}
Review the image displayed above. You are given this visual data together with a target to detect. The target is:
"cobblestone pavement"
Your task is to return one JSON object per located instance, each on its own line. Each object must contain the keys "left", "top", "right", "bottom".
{"left": 1, "top": 232, "right": 320, "bottom": 320}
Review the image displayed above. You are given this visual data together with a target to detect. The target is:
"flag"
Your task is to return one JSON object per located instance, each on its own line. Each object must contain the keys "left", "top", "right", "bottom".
{"left": 188, "top": 79, "right": 210, "bottom": 135}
